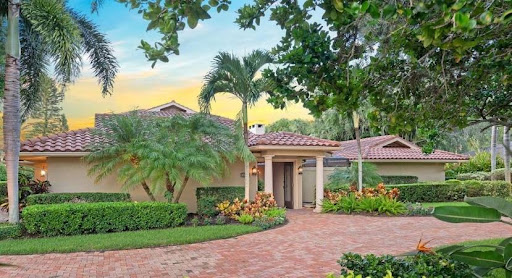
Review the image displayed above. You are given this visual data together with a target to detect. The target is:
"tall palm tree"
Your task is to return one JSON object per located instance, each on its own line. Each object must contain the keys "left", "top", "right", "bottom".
{"left": 199, "top": 50, "right": 273, "bottom": 199}
{"left": 2, "top": 0, "right": 118, "bottom": 223}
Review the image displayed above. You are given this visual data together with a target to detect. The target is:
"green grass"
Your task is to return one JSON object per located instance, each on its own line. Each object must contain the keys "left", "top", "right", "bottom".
{"left": 0, "top": 224, "right": 261, "bottom": 255}
{"left": 421, "top": 202, "right": 470, "bottom": 208}
{"left": 437, "top": 238, "right": 506, "bottom": 278}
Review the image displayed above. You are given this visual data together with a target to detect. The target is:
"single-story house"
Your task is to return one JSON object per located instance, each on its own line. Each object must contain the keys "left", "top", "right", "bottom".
{"left": 19, "top": 101, "right": 340, "bottom": 212}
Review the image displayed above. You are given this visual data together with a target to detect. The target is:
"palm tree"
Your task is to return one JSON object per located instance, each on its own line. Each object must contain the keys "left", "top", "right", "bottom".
{"left": 504, "top": 126, "right": 511, "bottom": 183}
{"left": 491, "top": 126, "right": 497, "bottom": 180}
{"left": 134, "top": 114, "right": 242, "bottom": 203}
{"left": 85, "top": 113, "right": 156, "bottom": 201}
{"left": 199, "top": 50, "right": 273, "bottom": 199}
{"left": 1, "top": 0, "right": 118, "bottom": 223}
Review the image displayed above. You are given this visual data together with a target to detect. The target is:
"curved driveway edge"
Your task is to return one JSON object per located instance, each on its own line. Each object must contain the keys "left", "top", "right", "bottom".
{"left": 1, "top": 209, "right": 511, "bottom": 278}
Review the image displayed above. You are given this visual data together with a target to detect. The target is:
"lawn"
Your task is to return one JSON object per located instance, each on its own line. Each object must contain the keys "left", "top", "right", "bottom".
{"left": 421, "top": 202, "right": 470, "bottom": 208}
{"left": 0, "top": 224, "right": 261, "bottom": 255}
{"left": 438, "top": 237, "right": 506, "bottom": 278}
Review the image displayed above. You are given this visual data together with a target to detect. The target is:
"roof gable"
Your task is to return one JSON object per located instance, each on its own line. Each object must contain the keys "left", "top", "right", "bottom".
{"left": 146, "top": 100, "right": 196, "bottom": 113}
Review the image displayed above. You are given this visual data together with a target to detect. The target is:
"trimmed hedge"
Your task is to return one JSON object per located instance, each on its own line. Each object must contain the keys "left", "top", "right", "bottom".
{"left": 196, "top": 186, "right": 244, "bottom": 217}
{"left": 26, "top": 192, "right": 131, "bottom": 206}
{"left": 381, "top": 175, "right": 418, "bottom": 185}
{"left": 390, "top": 180, "right": 511, "bottom": 203}
{"left": 22, "top": 202, "right": 187, "bottom": 237}
{"left": 0, "top": 181, "right": 6, "bottom": 199}
{"left": 0, "top": 224, "right": 22, "bottom": 240}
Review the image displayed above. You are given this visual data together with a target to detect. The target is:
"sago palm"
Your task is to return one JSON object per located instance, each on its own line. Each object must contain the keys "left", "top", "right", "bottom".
{"left": 85, "top": 113, "right": 156, "bottom": 201}
{"left": 199, "top": 50, "right": 273, "bottom": 199}
{"left": 1, "top": 0, "right": 118, "bottom": 222}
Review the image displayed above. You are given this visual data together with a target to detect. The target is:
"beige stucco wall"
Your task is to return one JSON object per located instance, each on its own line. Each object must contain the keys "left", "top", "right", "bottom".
{"left": 372, "top": 162, "right": 445, "bottom": 182}
{"left": 302, "top": 167, "right": 336, "bottom": 203}
{"left": 45, "top": 157, "right": 257, "bottom": 213}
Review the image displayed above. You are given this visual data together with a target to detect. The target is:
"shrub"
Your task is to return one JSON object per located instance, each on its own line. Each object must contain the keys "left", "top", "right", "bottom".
{"left": 392, "top": 180, "right": 511, "bottom": 203}
{"left": 215, "top": 215, "right": 227, "bottom": 225}
{"left": 237, "top": 214, "right": 254, "bottom": 224}
{"left": 381, "top": 175, "right": 418, "bottom": 185}
{"left": 1, "top": 180, "right": 51, "bottom": 212}
{"left": 328, "top": 163, "right": 382, "bottom": 187}
{"left": 0, "top": 224, "right": 22, "bottom": 240}
{"left": 445, "top": 152, "right": 504, "bottom": 175}
{"left": 26, "top": 192, "right": 131, "bottom": 206}
{"left": 22, "top": 202, "right": 187, "bottom": 236}
{"left": 196, "top": 186, "right": 244, "bottom": 217}
{"left": 322, "top": 191, "right": 406, "bottom": 216}
{"left": 217, "top": 192, "right": 277, "bottom": 219}
{"left": 0, "top": 181, "right": 6, "bottom": 199}
{"left": 338, "top": 253, "right": 472, "bottom": 278}
{"left": 404, "top": 203, "right": 432, "bottom": 216}
{"left": 456, "top": 171, "right": 490, "bottom": 181}
{"left": 491, "top": 168, "right": 512, "bottom": 181}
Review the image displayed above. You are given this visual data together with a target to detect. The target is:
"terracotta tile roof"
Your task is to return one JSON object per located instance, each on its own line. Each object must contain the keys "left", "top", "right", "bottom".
{"left": 249, "top": 132, "right": 341, "bottom": 147}
{"left": 20, "top": 102, "right": 337, "bottom": 152}
{"left": 20, "top": 128, "right": 100, "bottom": 152}
{"left": 333, "top": 135, "right": 469, "bottom": 161}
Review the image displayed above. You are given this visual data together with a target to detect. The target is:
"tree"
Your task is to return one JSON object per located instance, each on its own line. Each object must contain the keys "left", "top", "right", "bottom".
{"left": 85, "top": 113, "right": 156, "bottom": 201}
{"left": 133, "top": 114, "right": 246, "bottom": 203}
{"left": 25, "top": 74, "right": 68, "bottom": 139}
{"left": 1, "top": 0, "right": 118, "bottom": 223}
{"left": 198, "top": 50, "right": 273, "bottom": 199}
{"left": 491, "top": 126, "right": 498, "bottom": 180}
{"left": 504, "top": 126, "right": 511, "bottom": 183}
{"left": 266, "top": 118, "right": 313, "bottom": 135}
{"left": 86, "top": 113, "right": 248, "bottom": 203}
{"left": 328, "top": 163, "right": 383, "bottom": 188}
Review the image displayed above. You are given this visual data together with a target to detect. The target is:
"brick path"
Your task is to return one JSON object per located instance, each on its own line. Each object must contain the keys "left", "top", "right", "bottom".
{"left": 1, "top": 209, "right": 511, "bottom": 278}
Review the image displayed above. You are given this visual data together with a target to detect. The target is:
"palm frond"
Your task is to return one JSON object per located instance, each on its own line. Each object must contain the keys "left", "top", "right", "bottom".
{"left": 22, "top": 0, "right": 82, "bottom": 83}
{"left": 69, "top": 10, "right": 118, "bottom": 96}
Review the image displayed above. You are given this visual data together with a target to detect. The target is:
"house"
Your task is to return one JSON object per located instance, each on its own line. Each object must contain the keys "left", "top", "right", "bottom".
{"left": 335, "top": 135, "right": 468, "bottom": 181}
{"left": 19, "top": 101, "right": 341, "bottom": 212}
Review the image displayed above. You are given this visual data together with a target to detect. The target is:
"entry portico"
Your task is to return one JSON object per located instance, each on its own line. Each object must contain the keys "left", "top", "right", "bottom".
{"left": 247, "top": 133, "right": 340, "bottom": 212}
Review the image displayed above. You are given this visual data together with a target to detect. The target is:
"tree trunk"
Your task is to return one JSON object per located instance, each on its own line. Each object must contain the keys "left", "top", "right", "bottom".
{"left": 242, "top": 101, "right": 250, "bottom": 200}
{"left": 165, "top": 173, "right": 175, "bottom": 202}
{"left": 504, "top": 126, "right": 511, "bottom": 183}
{"left": 140, "top": 180, "right": 156, "bottom": 201}
{"left": 4, "top": 0, "right": 21, "bottom": 223}
{"left": 491, "top": 126, "right": 497, "bottom": 180}
{"left": 173, "top": 175, "right": 189, "bottom": 203}
{"left": 353, "top": 111, "right": 363, "bottom": 193}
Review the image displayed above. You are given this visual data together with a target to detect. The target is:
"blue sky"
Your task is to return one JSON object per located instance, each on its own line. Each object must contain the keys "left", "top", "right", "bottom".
{"left": 64, "top": 0, "right": 312, "bottom": 128}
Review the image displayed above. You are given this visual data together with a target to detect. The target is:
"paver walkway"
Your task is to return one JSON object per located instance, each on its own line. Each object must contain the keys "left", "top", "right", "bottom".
{"left": 1, "top": 209, "right": 511, "bottom": 278}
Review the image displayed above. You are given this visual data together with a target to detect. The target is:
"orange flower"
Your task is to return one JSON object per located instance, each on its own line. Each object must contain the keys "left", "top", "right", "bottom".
{"left": 416, "top": 237, "right": 435, "bottom": 254}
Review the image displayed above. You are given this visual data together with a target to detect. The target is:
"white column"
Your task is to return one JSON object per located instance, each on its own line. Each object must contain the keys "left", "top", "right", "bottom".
{"left": 244, "top": 161, "right": 250, "bottom": 200}
{"left": 314, "top": 156, "right": 324, "bottom": 213}
{"left": 263, "top": 155, "right": 274, "bottom": 194}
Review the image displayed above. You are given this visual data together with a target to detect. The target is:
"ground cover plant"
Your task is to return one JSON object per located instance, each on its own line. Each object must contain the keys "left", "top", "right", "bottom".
{"left": 216, "top": 192, "right": 286, "bottom": 229}
{"left": 322, "top": 184, "right": 405, "bottom": 215}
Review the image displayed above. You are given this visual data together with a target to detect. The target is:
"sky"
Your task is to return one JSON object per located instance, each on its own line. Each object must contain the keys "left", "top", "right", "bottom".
{"left": 65, "top": 0, "right": 313, "bottom": 129}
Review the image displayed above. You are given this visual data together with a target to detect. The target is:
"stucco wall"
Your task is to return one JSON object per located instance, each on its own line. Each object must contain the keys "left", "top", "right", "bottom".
{"left": 302, "top": 167, "right": 336, "bottom": 203}
{"left": 373, "top": 162, "right": 445, "bottom": 182}
{"left": 45, "top": 157, "right": 256, "bottom": 212}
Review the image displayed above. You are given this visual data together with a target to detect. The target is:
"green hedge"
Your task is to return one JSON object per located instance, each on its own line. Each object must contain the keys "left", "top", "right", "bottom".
{"left": 22, "top": 202, "right": 187, "bottom": 237}
{"left": 0, "top": 181, "right": 6, "bottom": 199}
{"left": 26, "top": 192, "right": 131, "bottom": 206}
{"left": 0, "top": 224, "right": 22, "bottom": 240}
{"left": 196, "top": 186, "right": 244, "bottom": 217}
{"left": 381, "top": 175, "right": 418, "bottom": 185}
{"left": 390, "top": 180, "right": 511, "bottom": 203}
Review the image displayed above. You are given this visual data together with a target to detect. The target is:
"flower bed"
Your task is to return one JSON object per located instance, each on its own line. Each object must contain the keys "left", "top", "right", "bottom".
{"left": 322, "top": 184, "right": 406, "bottom": 215}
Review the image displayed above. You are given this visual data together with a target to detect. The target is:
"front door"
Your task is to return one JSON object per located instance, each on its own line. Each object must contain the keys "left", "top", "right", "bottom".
{"left": 283, "top": 162, "right": 294, "bottom": 208}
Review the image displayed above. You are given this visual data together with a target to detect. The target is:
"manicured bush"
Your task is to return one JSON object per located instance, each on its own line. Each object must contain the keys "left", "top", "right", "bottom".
{"left": 196, "top": 186, "right": 244, "bottom": 217}
{"left": 456, "top": 171, "right": 490, "bottom": 181}
{"left": 338, "top": 253, "right": 472, "bottom": 278}
{"left": 381, "top": 175, "right": 418, "bottom": 185}
{"left": 252, "top": 208, "right": 286, "bottom": 229}
{"left": 217, "top": 192, "right": 277, "bottom": 219}
{"left": 0, "top": 224, "right": 22, "bottom": 240}
{"left": 22, "top": 202, "right": 187, "bottom": 236}
{"left": 391, "top": 180, "right": 511, "bottom": 203}
{"left": 491, "top": 168, "right": 512, "bottom": 181}
{"left": 26, "top": 192, "right": 131, "bottom": 206}
{"left": 445, "top": 152, "right": 504, "bottom": 177}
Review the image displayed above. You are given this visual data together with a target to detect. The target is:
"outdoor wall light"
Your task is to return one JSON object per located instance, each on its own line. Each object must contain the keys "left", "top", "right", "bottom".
{"left": 40, "top": 169, "right": 47, "bottom": 177}
{"left": 298, "top": 166, "right": 303, "bottom": 175}
{"left": 251, "top": 166, "right": 258, "bottom": 176}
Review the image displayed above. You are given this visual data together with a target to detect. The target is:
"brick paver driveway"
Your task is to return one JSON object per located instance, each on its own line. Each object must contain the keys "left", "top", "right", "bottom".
{"left": 1, "top": 209, "right": 511, "bottom": 278}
